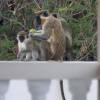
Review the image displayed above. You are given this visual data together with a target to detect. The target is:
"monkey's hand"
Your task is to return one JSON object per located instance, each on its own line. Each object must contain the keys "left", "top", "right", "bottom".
{"left": 29, "top": 30, "right": 50, "bottom": 41}
{"left": 32, "top": 35, "right": 47, "bottom": 41}
{"left": 30, "top": 34, "right": 48, "bottom": 41}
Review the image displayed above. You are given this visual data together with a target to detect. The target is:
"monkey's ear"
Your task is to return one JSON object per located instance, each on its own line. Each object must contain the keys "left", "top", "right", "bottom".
{"left": 52, "top": 13, "right": 58, "bottom": 18}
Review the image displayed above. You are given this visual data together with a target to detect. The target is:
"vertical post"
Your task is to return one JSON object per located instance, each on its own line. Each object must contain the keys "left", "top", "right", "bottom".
{"left": 98, "top": 80, "right": 100, "bottom": 100}
{"left": 46, "top": 80, "right": 64, "bottom": 100}
{"left": 68, "top": 80, "right": 91, "bottom": 100}
{"left": 0, "top": 80, "right": 9, "bottom": 100}
{"left": 98, "top": 0, "right": 100, "bottom": 61}
{"left": 28, "top": 80, "right": 50, "bottom": 100}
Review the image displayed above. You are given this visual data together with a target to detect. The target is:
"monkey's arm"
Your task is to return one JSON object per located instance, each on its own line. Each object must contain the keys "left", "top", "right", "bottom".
{"left": 30, "top": 19, "right": 52, "bottom": 41}
{"left": 30, "top": 33, "right": 48, "bottom": 41}
{"left": 17, "top": 50, "right": 26, "bottom": 61}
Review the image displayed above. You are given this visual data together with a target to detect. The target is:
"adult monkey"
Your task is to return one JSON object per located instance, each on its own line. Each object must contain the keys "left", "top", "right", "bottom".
{"left": 43, "top": 14, "right": 66, "bottom": 60}
{"left": 31, "top": 12, "right": 72, "bottom": 61}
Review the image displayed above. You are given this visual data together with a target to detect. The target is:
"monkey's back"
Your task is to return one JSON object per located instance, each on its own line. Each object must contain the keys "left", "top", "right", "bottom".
{"left": 47, "top": 16, "right": 66, "bottom": 60}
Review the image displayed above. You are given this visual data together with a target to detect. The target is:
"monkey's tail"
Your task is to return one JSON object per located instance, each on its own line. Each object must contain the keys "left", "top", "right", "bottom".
{"left": 60, "top": 80, "right": 66, "bottom": 100}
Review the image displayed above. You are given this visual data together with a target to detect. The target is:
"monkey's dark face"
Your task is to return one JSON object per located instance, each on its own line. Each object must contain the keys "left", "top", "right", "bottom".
{"left": 18, "top": 35, "right": 25, "bottom": 43}
{"left": 34, "top": 11, "right": 49, "bottom": 30}
{"left": 17, "top": 31, "right": 28, "bottom": 43}
{"left": 17, "top": 34, "right": 27, "bottom": 43}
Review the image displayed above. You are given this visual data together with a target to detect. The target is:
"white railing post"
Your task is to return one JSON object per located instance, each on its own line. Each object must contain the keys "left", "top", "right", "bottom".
{"left": 46, "top": 80, "right": 64, "bottom": 100}
{"left": 68, "top": 80, "right": 91, "bottom": 100}
{"left": 98, "top": 80, "right": 100, "bottom": 100}
{"left": 28, "top": 80, "right": 50, "bottom": 100}
{"left": 0, "top": 80, "right": 9, "bottom": 100}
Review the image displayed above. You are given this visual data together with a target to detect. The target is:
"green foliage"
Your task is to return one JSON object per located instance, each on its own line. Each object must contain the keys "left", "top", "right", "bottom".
{"left": 0, "top": 35, "right": 16, "bottom": 60}
{"left": 0, "top": 0, "right": 97, "bottom": 61}
{"left": 0, "top": 26, "right": 10, "bottom": 33}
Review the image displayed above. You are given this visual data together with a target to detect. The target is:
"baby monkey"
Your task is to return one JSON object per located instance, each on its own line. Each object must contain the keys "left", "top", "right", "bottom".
{"left": 17, "top": 31, "right": 39, "bottom": 61}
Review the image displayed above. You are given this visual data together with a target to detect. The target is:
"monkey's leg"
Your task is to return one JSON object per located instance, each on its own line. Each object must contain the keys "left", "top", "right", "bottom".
{"left": 31, "top": 50, "right": 39, "bottom": 61}
{"left": 20, "top": 53, "right": 26, "bottom": 61}
{"left": 17, "top": 52, "right": 21, "bottom": 60}
{"left": 39, "top": 44, "right": 46, "bottom": 61}
{"left": 51, "top": 55, "right": 64, "bottom": 61}
{"left": 17, "top": 52, "right": 25, "bottom": 61}
{"left": 25, "top": 52, "right": 32, "bottom": 61}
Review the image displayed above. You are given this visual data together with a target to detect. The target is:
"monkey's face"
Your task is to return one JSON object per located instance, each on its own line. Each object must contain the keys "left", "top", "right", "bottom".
{"left": 40, "top": 13, "right": 58, "bottom": 26}
{"left": 18, "top": 35, "right": 25, "bottom": 43}
{"left": 17, "top": 31, "right": 28, "bottom": 43}
{"left": 34, "top": 11, "right": 49, "bottom": 29}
